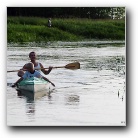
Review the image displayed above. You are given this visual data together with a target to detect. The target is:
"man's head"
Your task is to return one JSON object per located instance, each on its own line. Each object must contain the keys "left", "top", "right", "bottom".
{"left": 29, "top": 52, "right": 37, "bottom": 61}
{"left": 26, "top": 62, "right": 34, "bottom": 73}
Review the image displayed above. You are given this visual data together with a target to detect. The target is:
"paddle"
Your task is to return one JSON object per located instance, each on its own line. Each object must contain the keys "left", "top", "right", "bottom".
{"left": 7, "top": 62, "right": 80, "bottom": 72}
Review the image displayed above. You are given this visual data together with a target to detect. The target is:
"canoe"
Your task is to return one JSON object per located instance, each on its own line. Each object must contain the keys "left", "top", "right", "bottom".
{"left": 17, "top": 77, "right": 50, "bottom": 93}
{"left": 16, "top": 77, "right": 50, "bottom": 100}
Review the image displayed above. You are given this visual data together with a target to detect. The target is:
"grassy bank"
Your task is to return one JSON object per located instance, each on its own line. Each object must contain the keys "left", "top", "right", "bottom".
{"left": 7, "top": 16, "right": 125, "bottom": 43}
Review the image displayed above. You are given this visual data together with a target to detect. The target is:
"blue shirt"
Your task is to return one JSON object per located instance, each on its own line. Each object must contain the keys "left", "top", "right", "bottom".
{"left": 22, "top": 70, "right": 42, "bottom": 79}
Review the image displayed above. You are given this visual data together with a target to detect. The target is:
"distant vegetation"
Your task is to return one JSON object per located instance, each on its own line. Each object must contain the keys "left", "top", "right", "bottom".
{"left": 7, "top": 7, "right": 125, "bottom": 19}
{"left": 7, "top": 16, "right": 125, "bottom": 43}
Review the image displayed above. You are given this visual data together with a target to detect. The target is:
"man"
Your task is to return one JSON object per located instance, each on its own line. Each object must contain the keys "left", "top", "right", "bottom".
{"left": 18, "top": 51, "right": 53, "bottom": 77}
{"left": 47, "top": 18, "right": 52, "bottom": 27}
{"left": 12, "top": 62, "right": 55, "bottom": 87}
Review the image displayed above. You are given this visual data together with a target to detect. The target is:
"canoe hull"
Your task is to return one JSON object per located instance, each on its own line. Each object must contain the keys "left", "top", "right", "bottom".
{"left": 16, "top": 77, "right": 50, "bottom": 100}
{"left": 18, "top": 83, "right": 48, "bottom": 93}
{"left": 17, "top": 77, "right": 50, "bottom": 93}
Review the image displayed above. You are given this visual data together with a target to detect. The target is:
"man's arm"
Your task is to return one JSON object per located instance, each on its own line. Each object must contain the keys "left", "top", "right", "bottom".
{"left": 40, "top": 63, "right": 53, "bottom": 75}
{"left": 12, "top": 77, "right": 24, "bottom": 87}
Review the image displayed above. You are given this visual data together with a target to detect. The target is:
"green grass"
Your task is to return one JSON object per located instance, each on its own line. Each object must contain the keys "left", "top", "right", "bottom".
{"left": 7, "top": 16, "right": 125, "bottom": 43}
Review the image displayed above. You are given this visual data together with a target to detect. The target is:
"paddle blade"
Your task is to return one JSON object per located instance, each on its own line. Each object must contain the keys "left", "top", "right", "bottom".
{"left": 65, "top": 62, "right": 80, "bottom": 70}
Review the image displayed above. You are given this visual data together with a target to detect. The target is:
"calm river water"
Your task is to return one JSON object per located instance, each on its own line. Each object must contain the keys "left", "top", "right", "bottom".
{"left": 7, "top": 41, "right": 126, "bottom": 126}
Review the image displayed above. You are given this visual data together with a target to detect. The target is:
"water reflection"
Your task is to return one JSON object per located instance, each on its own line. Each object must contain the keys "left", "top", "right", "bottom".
{"left": 118, "top": 84, "right": 125, "bottom": 102}
{"left": 26, "top": 102, "right": 35, "bottom": 114}
{"left": 65, "top": 94, "right": 80, "bottom": 106}
{"left": 16, "top": 89, "right": 53, "bottom": 114}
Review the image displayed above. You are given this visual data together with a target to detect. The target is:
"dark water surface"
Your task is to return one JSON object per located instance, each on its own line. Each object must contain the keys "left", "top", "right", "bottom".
{"left": 7, "top": 42, "right": 126, "bottom": 126}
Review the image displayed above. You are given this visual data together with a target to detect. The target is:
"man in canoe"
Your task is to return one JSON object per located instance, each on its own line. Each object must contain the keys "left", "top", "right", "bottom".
{"left": 12, "top": 62, "right": 55, "bottom": 87}
{"left": 18, "top": 51, "right": 53, "bottom": 77}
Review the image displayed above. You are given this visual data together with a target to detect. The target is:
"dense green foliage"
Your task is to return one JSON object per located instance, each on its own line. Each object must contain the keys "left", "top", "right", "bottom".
{"left": 7, "top": 16, "right": 125, "bottom": 43}
{"left": 7, "top": 7, "right": 125, "bottom": 19}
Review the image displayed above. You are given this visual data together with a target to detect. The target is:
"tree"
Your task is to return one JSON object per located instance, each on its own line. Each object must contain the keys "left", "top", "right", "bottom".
{"left": 7, "top": 7, "right": 125, "bottom": 19}
{"left": 109, "top": 7, "right": 125, "bottom": 19}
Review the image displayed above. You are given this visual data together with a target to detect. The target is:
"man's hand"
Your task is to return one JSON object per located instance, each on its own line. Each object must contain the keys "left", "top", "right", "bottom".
{"left": 49, "top": 66, "right": 53, "bottom": 71}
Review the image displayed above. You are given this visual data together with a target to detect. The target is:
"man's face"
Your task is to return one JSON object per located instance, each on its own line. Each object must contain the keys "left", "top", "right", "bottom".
{"left": 29, "top": 52, "right": 36, "bottom": 60}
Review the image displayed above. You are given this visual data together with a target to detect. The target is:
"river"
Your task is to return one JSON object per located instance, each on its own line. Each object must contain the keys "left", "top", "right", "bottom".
{"left": 7, "top": 41, "right": 126, "bottom": 126}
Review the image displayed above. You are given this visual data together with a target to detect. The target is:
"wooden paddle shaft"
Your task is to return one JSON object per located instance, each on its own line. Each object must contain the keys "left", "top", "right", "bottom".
{"left": 7, "top": 62, "right": 80, "bottom": 72}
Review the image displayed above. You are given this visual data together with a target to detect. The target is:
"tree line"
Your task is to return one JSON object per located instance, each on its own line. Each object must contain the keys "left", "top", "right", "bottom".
{"left": 7, "top": 7, "right": 125, "bottom": 19}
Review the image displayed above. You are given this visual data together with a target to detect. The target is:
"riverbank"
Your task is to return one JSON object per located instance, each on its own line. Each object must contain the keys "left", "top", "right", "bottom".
{"left": 7, "top": 16, "right": 125, "bottom": 43}
{"left": 7, "top": 40, "right": 125, "bottom": 48}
